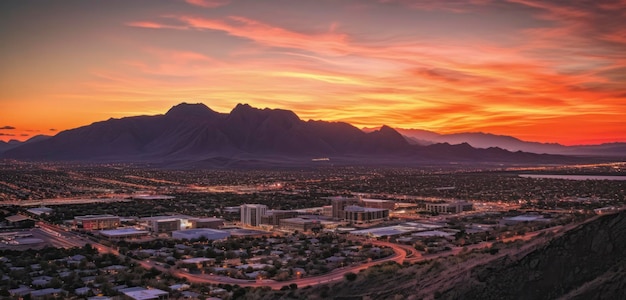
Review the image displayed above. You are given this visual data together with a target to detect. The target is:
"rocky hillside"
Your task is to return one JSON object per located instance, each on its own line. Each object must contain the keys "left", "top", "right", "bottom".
{"left": 441, "top": 211, "right": 626, "bottom": 300}
{"left": 247, "top": 211, "right": 626, "bottom": 300}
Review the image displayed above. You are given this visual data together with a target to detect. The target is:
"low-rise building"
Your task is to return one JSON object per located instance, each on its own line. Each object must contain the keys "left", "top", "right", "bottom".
{"left": 141, "top": 216, "right": 190, "bottom": 234}
{"left": 261, "top": 210, "right": 299, "bottom": 226}
{"left": 343, "top": 206, "right": 389, "bottom": 224}
{"left": 191, "top": 217, "right": 224, "bottom": 229}
{"left": 361, "top": 198, "right": 396, "bottom": 210}
{"left": 425, "top": 201, "right": 473, "bottom": 214}
{"left": 74, "top": 215, "right": 120, "bottom": 230}
{"left": 279, "top": 217, "right": 322, "bottom": 232}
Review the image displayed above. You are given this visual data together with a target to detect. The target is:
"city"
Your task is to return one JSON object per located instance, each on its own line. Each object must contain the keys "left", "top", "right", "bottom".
{"left": 2, "top": 0, "right": 626, "bottom": 299}
{"left": 1, "top": 162, "right": 625, "bottom": 299}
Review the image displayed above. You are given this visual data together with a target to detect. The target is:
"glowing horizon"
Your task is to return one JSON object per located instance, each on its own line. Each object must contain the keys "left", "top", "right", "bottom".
{"left": 1, "top": 0, "right": 625, "bottom": 146}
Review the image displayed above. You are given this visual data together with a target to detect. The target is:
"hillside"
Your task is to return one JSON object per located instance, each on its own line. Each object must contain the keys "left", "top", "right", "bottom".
{"left": 249, "top": 211, "right": 626, "bottom": 299}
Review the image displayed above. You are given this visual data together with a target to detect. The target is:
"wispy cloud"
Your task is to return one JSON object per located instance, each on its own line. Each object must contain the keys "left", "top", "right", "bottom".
{"left": 185, "top": 0, "right": 230, "bottom": 8}
{"left": 0, "top": 126, "right": 16, "bottom": 130}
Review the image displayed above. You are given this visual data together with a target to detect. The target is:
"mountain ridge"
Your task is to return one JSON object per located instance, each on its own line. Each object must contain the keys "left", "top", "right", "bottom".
{"left": 361, "top": 127, "right": 626, "bottom": 157}
{"left": 2, "top": 103, "right": 594, "bottom": 167}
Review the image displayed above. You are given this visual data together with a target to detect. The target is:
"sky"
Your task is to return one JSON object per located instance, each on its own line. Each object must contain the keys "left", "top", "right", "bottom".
{"left": 1, "top": 0, "right": 625, "bottom": 145}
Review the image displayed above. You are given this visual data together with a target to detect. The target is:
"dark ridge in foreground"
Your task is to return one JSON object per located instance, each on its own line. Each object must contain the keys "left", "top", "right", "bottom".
{"left": 441, "top": 211, "right": 626, "bottom": 300}
{"left": 254, "top": 211, "right": 626, "bottom": 299}
{"left": 2, "top": 103, "right": 590, "bottom": 167}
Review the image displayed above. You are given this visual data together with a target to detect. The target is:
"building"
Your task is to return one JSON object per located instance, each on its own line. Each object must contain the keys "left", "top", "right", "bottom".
{"left": 26, "top": 207, "right": 53, "bottom": 216}
{"left": 141, "top": 215, "right": 194, "bottom": 234}
{"left": 260, "top": 210, "right": 299, "bottom": 226}
{"left": 279, "top": 217, "right": 321, "bottom": 232}
{"left": 191, "top": 217, "right": 224, "bottom": 229}
{"left": 99, "top": 228, "right": 150, "bottom": 240}
{"left": 240, "top": 204, "right": 267, "bottom": 227}
{"left": 322, "top": 205, "right": 333, "bottom": 217}
{"left": 361, "top": 198, "right": 396, "bottom": 210}
{"left": 122, "top": 287, "right": 169, "bottom": 300}
{"left": 331, "top": 197, "right": 361, "bottom": 219}
{"left": 5, "top": 214, "right": 33, "bottom": 227}
{"left": 343, "top": 206, "right": 389, "bottom": 224}
{"left": 425, "top": 201, "right": 473, "bottom": 214}
{"left": 172, "top": 228, "right": 231, "bottom": 241}
{"left": 74, "top": 215, "right": 120, "bottom": 230}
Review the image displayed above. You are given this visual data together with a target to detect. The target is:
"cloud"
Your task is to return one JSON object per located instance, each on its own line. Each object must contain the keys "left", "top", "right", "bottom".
{"left": 176, "top": 15, "right": 352, "bottom": 56}
{"left": 185, "top": 0, "right": 230, "bottom": 8}
{"left": 49, "top": 128, "right": 57, "bottom": 132}
{"left": 0, "top": 126, "right": 16, "bottom": 130}
{"left": 379, "top": 0, "right": 494, "bottom": 13}
{"left": 126, "top": 21, "right": 187, "bottom": 30}
{"left": 116, "top": 2, "right": 626, "bottom": 144}
{"left": 0, "top": 133, "right": 15, "bottom": 136}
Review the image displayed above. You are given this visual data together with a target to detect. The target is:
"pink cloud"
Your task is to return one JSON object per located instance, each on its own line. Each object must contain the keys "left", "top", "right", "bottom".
{"left": 185, "top": 0, "right": 230, "bottom": 8}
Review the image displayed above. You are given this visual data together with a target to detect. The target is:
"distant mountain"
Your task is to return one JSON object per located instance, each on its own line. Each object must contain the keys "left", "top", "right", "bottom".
{"left": 393, "top": 128, "right": 626, "bottom": 157}
{"left": 0, "top": 135, "right": 51, "bottom": 154}
{"left": 3, "top": 103, "right": 584, "bottom": 167}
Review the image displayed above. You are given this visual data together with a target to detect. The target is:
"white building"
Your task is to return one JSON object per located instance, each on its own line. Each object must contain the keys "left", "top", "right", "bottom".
{"left": 240, "top": 204, "right": 267, "bottom": 227}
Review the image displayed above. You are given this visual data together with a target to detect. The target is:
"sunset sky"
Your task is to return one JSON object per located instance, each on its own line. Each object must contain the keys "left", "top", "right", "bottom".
{"left": 1, "top": 0, "right": 625, "bottom": 145}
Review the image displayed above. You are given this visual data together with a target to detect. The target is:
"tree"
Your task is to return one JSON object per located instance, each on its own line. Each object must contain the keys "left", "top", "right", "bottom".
{"left": 344, "top": 272, "right": 357, "bottom": 281}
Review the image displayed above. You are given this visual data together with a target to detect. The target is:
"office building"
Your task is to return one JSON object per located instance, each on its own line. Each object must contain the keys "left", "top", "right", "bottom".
{"left": 331, "top": 197, "right": 361, "bottom": 219}
{"left": 361, "top": 198, "right": 396, "bottom": 210}
{"left": 74, "top": 215, "right": 120, "bottom": 230}
{"left": 240, "top": 204, "right": 268, "bottom": 227}
{"left": 279, "top": 217, "right": 321, "bottom": 232}
{"left": 425, "top": 201, "right": 473, "bottom": 214}
{"left": 260, "top": 210, "right": 298, "bottom": 226}
{"left": 191, "top": 217, "right": 224, "bottom": 229}
{"left": 343, "top": 206, "right": 389, "bottom": 224}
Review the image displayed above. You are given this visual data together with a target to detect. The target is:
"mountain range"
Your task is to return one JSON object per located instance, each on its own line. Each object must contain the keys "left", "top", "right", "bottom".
{"left": 387, "top": 128, "right": 626, "bottom": 157}
{"left": 1, "top": 103, "right": 616, "bottom": 167}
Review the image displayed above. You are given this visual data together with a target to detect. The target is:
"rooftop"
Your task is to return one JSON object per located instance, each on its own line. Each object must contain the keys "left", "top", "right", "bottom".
{"left": 75, "top": 214, "right": 118, "bottom": 220}
{"left": 5, "top": 215, "right": 30, "bottom": 222}
{"left": 361, "top": 198, "right": 394, "bottom": 203}
{"left": 344, "top": 205, "right": 388, "bottom": 212}
{"left": 99, "top": 228, "right": 149, "bottom": 237}
{"left": 281, "top": 217, "right": 319, "bottom": 224}
{"left": 123, "top": 288, "right": 169, "bottom": 300}
{"left": 141, "top": 215, "right": 193, "bottom": 221}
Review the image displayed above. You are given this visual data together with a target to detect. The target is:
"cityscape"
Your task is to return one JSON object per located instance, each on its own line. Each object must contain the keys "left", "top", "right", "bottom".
{"left": 0, "top": 161, "right": 625, "bottom": 299}
{"left": 2, "top": 0, "right": 626, "bottom": 300}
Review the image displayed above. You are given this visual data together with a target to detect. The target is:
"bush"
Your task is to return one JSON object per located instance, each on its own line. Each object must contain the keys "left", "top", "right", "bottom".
{"left": 344, "top": 272, "right": 357, "bottom": 281}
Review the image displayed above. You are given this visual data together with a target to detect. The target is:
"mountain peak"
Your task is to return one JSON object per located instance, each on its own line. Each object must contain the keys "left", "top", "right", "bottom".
{"left": 230, "top": 103, "right": 300, "bottom": 124}
{"left": 165, "top": 102, "right": 218, "bottom": 118}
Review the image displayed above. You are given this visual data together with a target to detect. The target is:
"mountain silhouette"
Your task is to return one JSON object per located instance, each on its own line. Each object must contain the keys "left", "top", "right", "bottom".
{"left": 389, "top": 128, "right": 626, "bottom": 157}
{"left": 3, "top": 103, "right": 584, "bottom": 167}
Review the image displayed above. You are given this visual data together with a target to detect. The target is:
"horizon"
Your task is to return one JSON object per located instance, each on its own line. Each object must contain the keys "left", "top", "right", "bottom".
{"left": 1, "top": 0, "right": 625, "bottom": 145}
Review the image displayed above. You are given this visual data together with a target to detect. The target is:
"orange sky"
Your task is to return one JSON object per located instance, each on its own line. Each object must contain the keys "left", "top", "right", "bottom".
{"left": 1, "top": 0, "right": 625, "bottom": 145}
